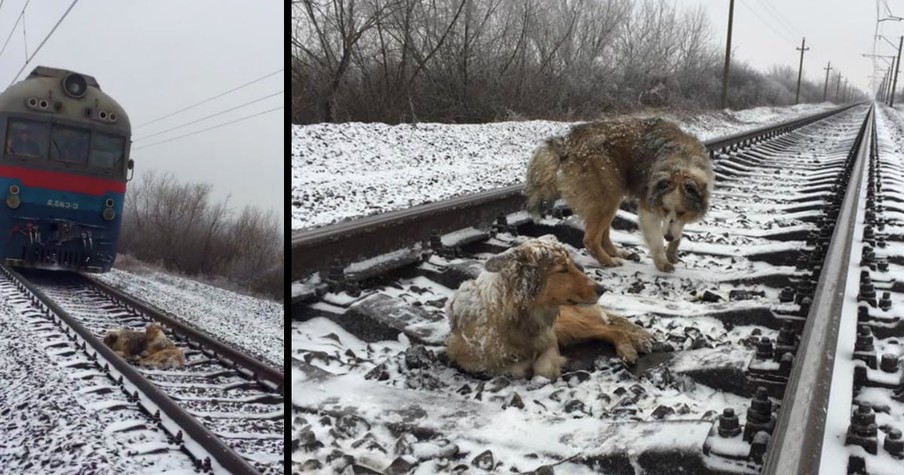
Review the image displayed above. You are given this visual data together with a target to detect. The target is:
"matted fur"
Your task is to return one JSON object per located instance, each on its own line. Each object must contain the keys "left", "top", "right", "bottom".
{"left": 140, "top": 347, "right": 186, "bottom": 369}
{"left": 446, "top": 235, "right": 654, "bottom": 379}
{"left": 103, "top": 328, "right": 147, "bottom": 358}
{"left": 525, "top": 117, "right": 713, "bottom": 272}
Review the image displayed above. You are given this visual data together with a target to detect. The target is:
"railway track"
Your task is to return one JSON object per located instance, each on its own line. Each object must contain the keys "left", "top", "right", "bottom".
{"left": 1, "top": 266, "right": 284, "bottom": 474}
{"left": 292, "top": 103, "right": 904, "bottom": 474}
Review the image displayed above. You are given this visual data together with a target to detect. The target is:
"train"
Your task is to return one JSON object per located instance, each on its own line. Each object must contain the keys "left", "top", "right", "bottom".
{"left": 0, "top": 66, "right": 132, "bottom": 272}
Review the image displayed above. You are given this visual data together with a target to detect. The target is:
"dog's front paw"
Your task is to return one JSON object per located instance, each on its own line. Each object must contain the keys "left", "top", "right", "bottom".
{"left": 666, "top": 251, "right": 680, "bottom": 264}
{"left": 654, "top": 260, "right": 675, "bottom": 272}
{"left": 615, "top": 342, "right": 639, "bottom": 364}
{"left": 632, "top": 330, "right": 654, "bottom": 354}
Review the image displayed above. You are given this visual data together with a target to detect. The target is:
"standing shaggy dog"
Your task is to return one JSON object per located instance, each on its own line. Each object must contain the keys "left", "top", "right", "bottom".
{"left": 525, "top": 117, "right": 713, "bottom": 272}
{"left": 446, "top": 235, "right": 653, "bottom": 379}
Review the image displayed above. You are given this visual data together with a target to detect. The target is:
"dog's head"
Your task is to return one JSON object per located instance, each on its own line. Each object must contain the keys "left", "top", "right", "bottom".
{"left": 647, "top": 167, "right": 710, "bottom": 242}
{"left": 103, "top": 331, "right": 117, "bottom": 347}
{"left": 146, "top": 323, "right": 165, "bottom": 342}
{"left": 484, "top": 235, "right": 602, "bottom": 306}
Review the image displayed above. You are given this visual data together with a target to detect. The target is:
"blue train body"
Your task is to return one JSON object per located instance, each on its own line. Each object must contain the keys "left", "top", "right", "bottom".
{"left": 0, "top": 67, "right": 132, "bottom": 272}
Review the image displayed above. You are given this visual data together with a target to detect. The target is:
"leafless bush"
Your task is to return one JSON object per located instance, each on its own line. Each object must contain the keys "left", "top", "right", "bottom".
{"left": 120, "top": 171, "right": 284, "bottom": 301}
{"left": 293, "top": 0, "right": 861, "bottom": 124}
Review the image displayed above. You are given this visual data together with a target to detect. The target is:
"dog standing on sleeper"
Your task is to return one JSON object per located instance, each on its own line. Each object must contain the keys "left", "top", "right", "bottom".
{"left": 525, "top": 117, "right": 713, "bottom": 272}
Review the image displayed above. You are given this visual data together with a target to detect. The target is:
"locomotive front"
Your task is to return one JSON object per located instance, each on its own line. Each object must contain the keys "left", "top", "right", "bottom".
{"left": 0, "top": 66, "right": 132, "bottom": 272}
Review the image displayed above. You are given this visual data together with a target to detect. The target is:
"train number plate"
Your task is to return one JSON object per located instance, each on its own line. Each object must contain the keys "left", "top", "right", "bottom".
{"left": 47, "top": 199, "right": 78, "bottom": 210}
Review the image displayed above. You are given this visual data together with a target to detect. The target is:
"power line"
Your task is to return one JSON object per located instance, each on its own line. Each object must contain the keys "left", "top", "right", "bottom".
{"left": 757, "top": 0, "right": 800, "bottom": 41}
{"left": 134, "top": 68, "right": 283, "bottom": 129}
{"left": 133, "top": 91, "right": 283, "bottom": 142}
{"left": 737, "top": 1, "right": 796, "bottom": 45}
{"left": 0, "top": 0, "right": 25, "bottom": 61}
{"left": 131, "top": 105, "right": 283, "bottom": 151}
{"left": 8, "top": 0, "right": 78, "bottom": 87}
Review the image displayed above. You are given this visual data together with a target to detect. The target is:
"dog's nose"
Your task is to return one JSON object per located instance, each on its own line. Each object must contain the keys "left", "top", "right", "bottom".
{"left": 664, "top": 233, "right": 674, "bottom": 242}
{"left": 595, "top": 283, "right": 607, "bottom": 297}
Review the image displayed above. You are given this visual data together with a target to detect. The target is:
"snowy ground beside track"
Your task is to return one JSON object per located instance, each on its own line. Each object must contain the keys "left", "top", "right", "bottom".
{"left": 292, "top": 102, "right": 839, "bottom": 231}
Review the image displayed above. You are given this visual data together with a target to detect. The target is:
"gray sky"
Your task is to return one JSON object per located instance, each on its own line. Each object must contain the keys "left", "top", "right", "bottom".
{"left": 0, "top": 1, "right": 284, "bottom": 219}
{"left": 677, "top": 0, "right": 891, "bottom": 96}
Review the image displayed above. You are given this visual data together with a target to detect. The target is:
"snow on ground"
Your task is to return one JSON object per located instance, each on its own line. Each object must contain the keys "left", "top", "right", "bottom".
{"left": 0, "top": 278, "right": 196, "bottom": 474}
{"left": 95, "top": 269, "right": 283, "bottom": 371}
{"left": 292, "top": 102, "right": 837, "bottom": 230}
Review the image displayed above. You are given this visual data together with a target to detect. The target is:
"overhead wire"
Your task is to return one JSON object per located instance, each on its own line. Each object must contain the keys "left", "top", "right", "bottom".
{"left": 133, "top": 68, "right": 283, "bottom": 129}
{"left": 7, "top": 0, "right": 78, "bottom": 87}
{"left": 131, "top": 106, "right": 283, "bottom": 151}
{"left": 133, "top": 91, "right": 283, "bottom": 142}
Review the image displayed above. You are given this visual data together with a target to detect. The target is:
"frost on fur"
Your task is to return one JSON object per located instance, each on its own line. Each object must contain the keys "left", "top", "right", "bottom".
{"left": 524, "top": 139, "right": 565, "bottom": 220}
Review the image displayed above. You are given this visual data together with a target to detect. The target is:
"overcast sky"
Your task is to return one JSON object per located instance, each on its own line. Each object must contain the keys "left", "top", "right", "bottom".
{"left": 0, "top": 1, "right": 284, "bottom": 220}
{"left": 677, "top": 0, "right": 896, "bottom": 97}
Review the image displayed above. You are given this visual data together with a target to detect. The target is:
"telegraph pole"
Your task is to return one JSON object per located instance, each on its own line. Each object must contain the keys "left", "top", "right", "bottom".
{"left": 795, "top": 37, "right": 810, "bottom": 104}
{"left": 823, "top": 61, "right": 832, "bottom": 101}
{"left": 835, "top": 73, "right": 842, "bottom": 101}
{"left": 721, "top": 0, "right": 735, "bottom": 109}
{"left": 893, "top": 36, "right": 904, "bottom": 106}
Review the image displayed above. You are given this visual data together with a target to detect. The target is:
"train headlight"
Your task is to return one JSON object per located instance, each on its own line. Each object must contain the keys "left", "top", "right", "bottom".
{"left": 6, "top": 194, "right": 20, "bottom": 209}
{"left": 9, "top": 185, "right": 19, "bottom": 195}
{"left": 102, "top": 207, "right": 115, "bottom": 221}
{"left": 62, "top": 73, "right": 88, "bottom": 99}
{"left": 104, "top": 198, "right": 114, "bottom": 208}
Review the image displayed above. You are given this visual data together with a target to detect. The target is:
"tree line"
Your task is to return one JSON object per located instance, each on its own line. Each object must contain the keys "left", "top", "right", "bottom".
{"left": 119, "top": 171, "right": 284, "bottom": 301}
{"left": 293, "top": 0, "right": 862, "bottom": 124}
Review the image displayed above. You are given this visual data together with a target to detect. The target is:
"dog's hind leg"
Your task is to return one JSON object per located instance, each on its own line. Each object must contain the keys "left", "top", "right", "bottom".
{"left": 639, "top": 207, "right": 673, "bottom": 272}
{"left": 602, "top": 219, "right": 629, "bottom": 259}
{"left": 584, "top": 209, "right": 622, "bottom": 267}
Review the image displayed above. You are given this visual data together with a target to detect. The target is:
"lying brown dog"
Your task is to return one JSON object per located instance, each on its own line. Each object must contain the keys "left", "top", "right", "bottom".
{"left": 446, "top": 235, "right": 654, "bottom": 379}
{"left": 140, "top": 323, "right": 186, "bottom": 369}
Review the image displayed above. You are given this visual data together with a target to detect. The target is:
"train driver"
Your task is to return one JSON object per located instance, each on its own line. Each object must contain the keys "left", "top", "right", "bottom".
{"left": 9, "top": 125, "right": 40, "bottom": 156}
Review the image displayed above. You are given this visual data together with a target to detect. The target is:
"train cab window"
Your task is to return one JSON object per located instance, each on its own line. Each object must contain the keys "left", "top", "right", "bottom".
{"left": 6, "top": 120, "right": 48, "bottom": 158}
{"left": 50, "top": 126, "right": 89, "bottom": 165}
{"left": 89, "top": 133, "right": 124, "bottom": 169}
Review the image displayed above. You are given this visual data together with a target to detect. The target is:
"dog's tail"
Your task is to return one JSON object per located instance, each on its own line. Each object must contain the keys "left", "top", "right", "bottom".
{"left": 525, "top": 137, "right": 565, "bottom": 220}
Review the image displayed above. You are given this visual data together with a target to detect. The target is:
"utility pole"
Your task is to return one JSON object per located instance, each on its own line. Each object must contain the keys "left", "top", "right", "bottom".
{"left": 823, "top": 61, "right": 832, "bottom": 101}
{"left": 721, "top": 0, "right": 735, "bottom": 109}
{"left": 795, "top": 37, "right": 810, "bottom": 104}
{"left": 893, "top": 36, "right": 904, "bottom": 106}
{"left": 835, "top": 72, "right": 842, "bottom": 101}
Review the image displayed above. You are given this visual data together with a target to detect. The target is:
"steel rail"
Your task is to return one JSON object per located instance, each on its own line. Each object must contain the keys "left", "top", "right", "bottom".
{"left": 761, "top": 105, "right": 874, "bottom": 474}
{"left": 84, "top": 274, "right": 284, "bottom": 393}
{"left": 293, "top": 103, "right": 862, "bottom": 282}
{"left": 0, "top": 265, "right": 264, "bottom": 475}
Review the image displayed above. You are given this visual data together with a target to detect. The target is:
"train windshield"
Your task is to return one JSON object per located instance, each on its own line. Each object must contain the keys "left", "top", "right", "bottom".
{"left": 6, "top": 120, "right": 48, "bottom": 158}
{"left": 50, "top": 126, "right": 89, "bottom": 164}
{"left": 89, "top": 133, "right": 124, "bottom": 169}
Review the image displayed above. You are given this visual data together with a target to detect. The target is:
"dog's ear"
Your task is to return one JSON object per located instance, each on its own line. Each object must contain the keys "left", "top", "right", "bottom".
{"left": 647, "top": 175, "right": 672, "bottom": 208}
{"left": 485, "top": 248, "right": 517, "bottom": 273}
{"left": 684, "top": 179, "right": 708, "bottom": 213}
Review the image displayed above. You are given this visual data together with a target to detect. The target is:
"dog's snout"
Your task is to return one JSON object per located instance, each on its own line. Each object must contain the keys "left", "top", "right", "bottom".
{"left": 664, "top": 233, "right": 674, "bottom": 242}
{"left": 595, "top": 283, "right": 607, "bottom": 297}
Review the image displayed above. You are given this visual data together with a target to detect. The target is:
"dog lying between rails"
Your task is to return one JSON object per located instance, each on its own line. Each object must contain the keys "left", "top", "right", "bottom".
{"left": 525, "top": 117, "right": 713, "bottom": 272}
{"left": 102, "top": 323, "right": 186, "bottom": 369}
{"left": 445, "top": 235, "right": 654, "bottom": 380}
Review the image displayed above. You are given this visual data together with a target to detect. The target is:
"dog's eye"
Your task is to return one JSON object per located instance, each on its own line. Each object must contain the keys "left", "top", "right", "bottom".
{"left": 557, "top": 267, "right": 569, "bottom": 273}
{"left": 677, "top": 211, "right": 686, "bottom": 217}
